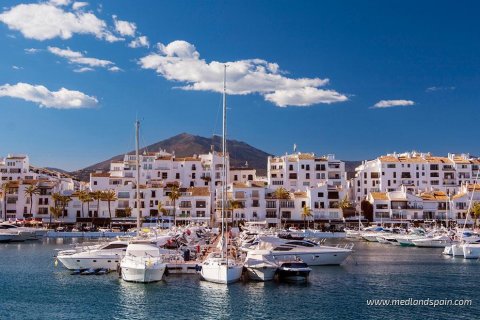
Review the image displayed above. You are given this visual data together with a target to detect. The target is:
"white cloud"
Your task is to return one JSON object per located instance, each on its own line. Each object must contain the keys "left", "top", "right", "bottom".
{"left": 139, "top": 40, "right": 346, "bottom": 107}
{"left": 129, "top": 36, "right": 149, "bottom": 48}
{"left": 0, "top": 82, "right": 98, "bottom": 109}
{"left": 72, "top": 2, "right": 88, "bottom": 10}
{"left": 113, "top": 15, "right": 136, "bottom": 37}
{"left": 24, "top": 48, "right": 41, "bottom": 54}
{"left": 265, "top": 88, "right": 348, "bottom": 107}
{"left": 0, "top": 3, "right": 122, "bottom": 42}
{"left": 108, "top": 66, "right": 122, "bottom": 72}
{"left": 47, "top": 46, "right": 117, "bottom": 70}
{"left": 12, "top": 65, "right": 23, "bottom": 70}
{"left": 49, "top": 0, "right": 71, "bottom": 6}
{"left": 372, "top": 100, "right": 415, "bottom": 109}
{"left": 73, "top": 67, "right": 94, "bottom": 73}
{"left": 426, "top": 86, "right": 455, "bottom": 92}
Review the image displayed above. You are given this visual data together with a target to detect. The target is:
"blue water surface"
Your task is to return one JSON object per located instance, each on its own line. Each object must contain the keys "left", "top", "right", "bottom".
{"left": 0, "top": 239, "right": 478, "bottom": 320}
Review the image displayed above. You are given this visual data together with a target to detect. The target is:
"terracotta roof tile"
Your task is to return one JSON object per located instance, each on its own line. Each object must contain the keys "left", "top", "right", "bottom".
{"left": 370, "top": 192, "right": 389, "bottom": 200}
{"left": 187, "top": 187, "right": 210, "bottom": 196}
{"left": 91, "top": 172, "right": 110, "bottom": 178}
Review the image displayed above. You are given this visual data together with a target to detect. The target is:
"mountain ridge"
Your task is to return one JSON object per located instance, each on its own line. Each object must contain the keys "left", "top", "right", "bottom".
{"left": 70, "top": 133, "right": 273, "bottom": 181}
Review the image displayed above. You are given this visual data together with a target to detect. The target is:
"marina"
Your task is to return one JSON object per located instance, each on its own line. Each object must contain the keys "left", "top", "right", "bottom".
{"left": 1, "top": 237, "right": 479, "bottom": 319}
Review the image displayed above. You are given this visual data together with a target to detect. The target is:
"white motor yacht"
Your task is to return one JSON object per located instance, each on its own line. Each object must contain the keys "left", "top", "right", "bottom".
{"left": 250, "top": 236, "right": 353, "bottom": 266}
{"left": 412, "top": 235, "right": 454, "bottom": 248}
{"left": 120, "top": 241, "right": 167, "bottom": 283}
{"left": 57, "top": 240, "right": 128, "bottom": 270}
{"left": 0, "top": 223, "right": 37, "bottom": 241}
{"left": 243, "top": 249, "right": 278, "bottom": 281}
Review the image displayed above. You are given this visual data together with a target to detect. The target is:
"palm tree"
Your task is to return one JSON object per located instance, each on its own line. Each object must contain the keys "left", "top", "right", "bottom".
{"left": 471, "top": 202, "right": 480, "bottom": 227}
{"left": 339, "top": 195, "right": 351, "bottom": 212}
{"left": 301, "top": 205, "right": 313, "bottom": 229}
{"left": 90, "top": 190, "right": 103, "bottom": 217}
{"left": 59, "top": 195, "right": 72, "bottom": 225}
{"left": 157, "top": 201, "right": 167, "bottom": 216}
{"left": 157, "top": 201, "right": 167, "bottom": 227}
{"left": 24, "top": 184, "right": 40, "bottom": 217}
{"left": 85, "top": 192, "right": 93, "bottom": 218}
{"left": 77, "top": 190, "right": 89, "bottom": 218}
{"left": 51, "top": 192, "right": 62, "bottom": 211}
{"left": 124, "top": 207, "right": 132, "bottom": 217}
{"left": 168, "top": 185, "right": 180, "bottom": 226}
{"left": 229, "top": 200, "right": 243, "bottom": 227}
{"left": 102, "top": 189, "right": 117, "bottom": 227}
{"left": 273, "top": 187, "right": 290, "bottom": 229}
{"left": 1, "top": 182, "right": 9, "bottom": 221}
{"left": 49, "top": 206, "right": 62, "bottom": 227}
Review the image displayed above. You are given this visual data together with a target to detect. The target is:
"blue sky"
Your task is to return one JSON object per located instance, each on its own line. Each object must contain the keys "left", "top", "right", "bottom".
{"left": 0, "top": 0, "right": 479, "bottom": 170}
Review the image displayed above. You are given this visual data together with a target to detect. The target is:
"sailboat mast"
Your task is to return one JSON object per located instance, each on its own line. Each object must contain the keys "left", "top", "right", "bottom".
{"left": 135, "top": 120, "right": 141, "bottom": 236}
{"left": 222, "top": 65, "right": 227, "bottom": 260}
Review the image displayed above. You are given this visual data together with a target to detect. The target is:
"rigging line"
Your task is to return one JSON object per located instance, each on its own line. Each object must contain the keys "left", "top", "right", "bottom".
{"left": 461, "top": 170, "right": 480, "bottom": 235}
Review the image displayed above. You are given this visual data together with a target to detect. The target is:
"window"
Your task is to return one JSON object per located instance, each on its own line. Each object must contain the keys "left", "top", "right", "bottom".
{"left": 176, "top": 173, "right": 180, "bottom": 179}
{"left": 93, "top": 181, "right": 97, "bottom": 185}
{"left": 387, "top": 164, "right": 396, "bottom": 168}
{"left": 317, "top": 192, "right": 324, "bottom": 197}
{"left": 118, "top": 192, "right": 130, "bottom": 199}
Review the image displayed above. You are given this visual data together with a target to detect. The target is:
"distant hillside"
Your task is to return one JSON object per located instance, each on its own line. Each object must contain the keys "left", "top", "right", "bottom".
{"left": 71, "top": 133, "right": 272, "bottom": 181}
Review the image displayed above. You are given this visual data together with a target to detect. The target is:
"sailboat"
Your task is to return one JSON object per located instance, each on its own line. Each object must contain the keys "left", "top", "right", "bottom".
{"left": 200, "top": 65, "right": 243, "bottom": 284}
{"left": 120, "top": 121, "right": 167, "bottom": 283}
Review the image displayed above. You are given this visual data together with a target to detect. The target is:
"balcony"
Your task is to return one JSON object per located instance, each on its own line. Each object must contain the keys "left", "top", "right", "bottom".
{"left": 443, "top": 179, "right": 456, "bottom": 185}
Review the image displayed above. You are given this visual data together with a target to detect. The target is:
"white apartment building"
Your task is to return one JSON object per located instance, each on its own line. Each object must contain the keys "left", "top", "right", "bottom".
{"left": 230, "top": 167, "right": 257, "bottom": 185}
{"left": 367, "top": 184, "right": 480, "bottom": 224}
{"left": 0, "top": 154, "right": 76, "bottom": 222}
{"left": 94, "top": 150, "right": 227, "bottom": 190}
{"left": 268, "top": 152, "right": 347, "bottom": 192}
{"left": 354, "top": 152, "right": 480, "bottom": 203}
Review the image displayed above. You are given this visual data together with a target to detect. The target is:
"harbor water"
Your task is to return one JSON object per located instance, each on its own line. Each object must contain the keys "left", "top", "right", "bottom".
{"left": 1, "top": 238, "right": 478, "bottom": 320}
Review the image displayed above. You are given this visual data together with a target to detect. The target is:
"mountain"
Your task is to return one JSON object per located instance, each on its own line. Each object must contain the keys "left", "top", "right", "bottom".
{"left": 344, "top": 160, "right": 362, "bottom": 179}
{"left": 70, "top": 133, "right": 273, "bottom": 181}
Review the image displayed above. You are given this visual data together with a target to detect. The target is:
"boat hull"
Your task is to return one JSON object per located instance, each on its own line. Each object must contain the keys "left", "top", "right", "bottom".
{"left": 277, "top": 269, "right": 311, "bottom": 283}
{"left": 245, "top": 266, "right": 277, "bottom": 281}
{"left": 0, "top": 234, "right": 13, "bottom": 243}
{"left": 463, "top": 244, "right": 480, "bottom": 259}
{"left": 200, "top": 264, "right": 243, "bottom": 284}
{"left": 121, "top": 264, "right": 166, "bottom": 283}
{"left": 270, "top": 250, "right": 350, "bottom": 266}
{"left": 451, "top": 244, "right": 465, "bottom": 257}
{"left": 57, "top": 255, "right": 123, "bottom": 270}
